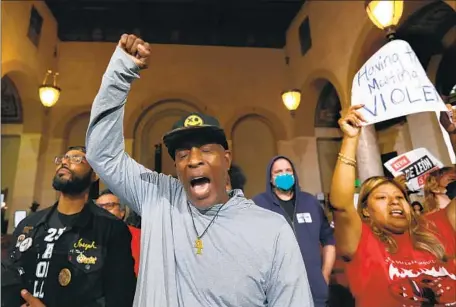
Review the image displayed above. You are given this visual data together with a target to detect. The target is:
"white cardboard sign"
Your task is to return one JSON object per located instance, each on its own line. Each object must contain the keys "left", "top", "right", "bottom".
{"left": 384, "top": 148, "right": 443, "bottom": 191}
{"left": 351, "top": 40, "right": 447, "bottom": 125}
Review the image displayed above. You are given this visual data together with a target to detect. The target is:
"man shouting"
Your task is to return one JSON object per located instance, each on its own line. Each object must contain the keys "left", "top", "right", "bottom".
{"left": 86, "top": 34, "right": 313, "bottom": 307}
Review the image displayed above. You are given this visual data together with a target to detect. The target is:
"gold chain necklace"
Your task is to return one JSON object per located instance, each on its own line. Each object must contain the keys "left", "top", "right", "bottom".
{"left": 187, "top": 201, "right": 224, "bottom": 255}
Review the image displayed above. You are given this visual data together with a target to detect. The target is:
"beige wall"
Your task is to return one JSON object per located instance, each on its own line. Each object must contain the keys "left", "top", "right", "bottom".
{"left": 2, "top": 1, "right": 455, "bottom": 231}
{"left": 1, "top": 135, "right": 21, "bottom": 202}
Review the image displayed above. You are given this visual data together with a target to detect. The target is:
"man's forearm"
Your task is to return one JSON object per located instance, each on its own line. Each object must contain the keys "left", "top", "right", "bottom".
{"left": 321, "top": 245, "right": 336, "bottom": 282}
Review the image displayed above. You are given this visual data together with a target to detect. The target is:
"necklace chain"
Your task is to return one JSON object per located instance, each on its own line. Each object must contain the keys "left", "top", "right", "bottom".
{"left": 187, "top": 201, "right": 224, "bottom": 240}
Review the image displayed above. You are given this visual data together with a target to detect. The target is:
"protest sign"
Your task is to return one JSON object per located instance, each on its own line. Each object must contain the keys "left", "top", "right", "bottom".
{"left": 384, "top": 148, "right": 444, "bottom": 191}
{"left": 351, "top": 40, "right": 447, "bottom": 125}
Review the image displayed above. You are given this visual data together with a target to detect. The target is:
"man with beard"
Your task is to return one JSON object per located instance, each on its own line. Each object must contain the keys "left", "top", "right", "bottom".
{"left": 253, "top": 156, "right": 336, "bottom": 307}
{"left": 7, "top": 146, "right": 136, "bottom": 307}
{"left": 86, "top": 34, "right": 313, "bottom": 307}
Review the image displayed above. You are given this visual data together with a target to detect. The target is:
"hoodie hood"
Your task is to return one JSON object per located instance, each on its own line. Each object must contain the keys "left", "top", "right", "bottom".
{"left": 265, "top": 156, "right": 301, "bottom": 203}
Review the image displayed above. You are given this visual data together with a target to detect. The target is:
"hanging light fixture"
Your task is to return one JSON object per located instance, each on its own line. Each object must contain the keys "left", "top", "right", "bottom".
{"left": 365, "top": 0, "right": 404, "bottom": 40}
{"left": 39, "top": 70, "right": 61, "bottom": 107}
{"left": 282, "top": 89, "right": 301, "bottom": 116}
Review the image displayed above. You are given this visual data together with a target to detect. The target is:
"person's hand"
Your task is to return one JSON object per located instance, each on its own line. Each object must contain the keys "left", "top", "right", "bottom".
{"left": 117, "top": 34, "right": 151, "bottom": 69}
{"left": 322, "top": 272, "right": 330, "bottom": 285}
{"left": 394, "top": 174, "right": 407, "bottom": 190}
{"left": 439, "top": 104, "right": 456, "bottom": 133}
{"left": 20, "top": 290, "right": 46, "bottom": 307}
{"left": 338, "top": 104, "right": 367, "bottom": 138}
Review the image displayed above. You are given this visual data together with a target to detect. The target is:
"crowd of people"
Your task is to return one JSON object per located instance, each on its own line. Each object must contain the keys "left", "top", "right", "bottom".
{"left": 2, "top": 34, "right": 455, "bottom": 307}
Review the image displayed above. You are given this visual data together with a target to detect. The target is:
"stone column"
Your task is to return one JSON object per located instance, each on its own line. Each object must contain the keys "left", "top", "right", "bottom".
{"left": 407, "top": 112, "right": 453, "bottom": 165}
{"left": 277, "top": 136, "right": 322, "bottom": 195}
{"left": 356, "top": 125, "right": 384, "bottom": 183}
{"left": 7, "top": 133, "right": 42, "bottom": 233}
{"left": 394, "top": 122, "right": 414, "bottom": 155}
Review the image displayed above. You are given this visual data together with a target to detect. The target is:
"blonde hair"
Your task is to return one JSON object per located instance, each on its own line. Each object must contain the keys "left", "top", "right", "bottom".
{"left": 424, "top": 167, "right": 452, "bottom": 212}
{"left": 357, "top": 176, "right": 447, "bottom": 261}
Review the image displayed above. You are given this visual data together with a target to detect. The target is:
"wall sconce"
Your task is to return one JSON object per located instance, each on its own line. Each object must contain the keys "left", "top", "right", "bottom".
{"left": 282, "top": 89, "right": 301, "bottom": 116}
{"left": 39, "top": 70, "right": 61, "bottom": 107}
{"left": 365, "top": 0, "right": 404, "bottom": 40}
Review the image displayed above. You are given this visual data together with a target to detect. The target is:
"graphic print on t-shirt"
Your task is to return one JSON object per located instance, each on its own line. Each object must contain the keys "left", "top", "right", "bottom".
{"left": 386, "top": 256, "right": 456, "bottom": 306}
{"left": 33, "top": 227, "right": 66, "bottom": 298}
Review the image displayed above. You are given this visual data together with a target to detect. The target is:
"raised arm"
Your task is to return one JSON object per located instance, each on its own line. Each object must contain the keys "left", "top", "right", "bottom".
{"left": 439, "top": 107, "right": 456, "bottom": 155}
{"left": 266, "top": 223, "right": 314, "bottom": 307}
{"left": 86, "top": 34, "right": 174, "bottom": 214}
{"left": 329, "top": 105, "right": 366, "bottom": 260}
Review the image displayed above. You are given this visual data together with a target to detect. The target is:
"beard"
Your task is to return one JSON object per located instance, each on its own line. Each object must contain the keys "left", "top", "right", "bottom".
{"left": 52, "top": 168, "right": 93, "bottom": 195}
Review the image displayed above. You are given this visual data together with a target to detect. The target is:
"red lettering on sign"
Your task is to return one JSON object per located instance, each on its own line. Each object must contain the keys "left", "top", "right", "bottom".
{"left": 417, "top": 167, "right": 439, "bottom": 187}
{"left": 391, "top": 156, "right": 411, "bottom": 172}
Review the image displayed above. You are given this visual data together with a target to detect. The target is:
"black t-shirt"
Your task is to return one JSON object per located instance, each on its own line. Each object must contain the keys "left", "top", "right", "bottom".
{"left": 278, "top": 196, "right": 295, "bottom": 222}
{"left": 48, "top": 209, "right": 81, "bottom": 229}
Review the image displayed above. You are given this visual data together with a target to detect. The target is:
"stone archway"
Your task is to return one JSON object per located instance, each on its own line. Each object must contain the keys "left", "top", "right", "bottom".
{"left": 396, "top": 0, "right": 456, "bottom": 165}
{"left": 0, "top": 68, "right": 43, "bottom": 233}
{"left": 64, "top": 112, "right": 91, "bottom": 149}
{"left": 293, "top": 69, "right": 345, "bottom": 138}
{"left": 314, "top": 82, "right": 341, "bottom": 129}
{"left": 312, "top": 80, "right": 343, "bottom": 193}
{"left": 133, "top": 99, "right": 202, "bottom": 176}
{"left": 1, "top": 75, "right": 23, "bottom": 224}
{"left": 1, "top": 75, "right": 23, "bottom": 124}
{"left": 231, "top": 114, "right": 276, "bottom": 198}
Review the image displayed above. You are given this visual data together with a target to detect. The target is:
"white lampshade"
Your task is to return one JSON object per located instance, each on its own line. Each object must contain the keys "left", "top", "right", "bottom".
{"left": 282, "top": 89, "right": 301, "bottom": 112}
{"left": 39, "top": 85, "right": 61, "bottom": 107}
{"left": 365, "top": 0, "right": 404, "bottom": 30}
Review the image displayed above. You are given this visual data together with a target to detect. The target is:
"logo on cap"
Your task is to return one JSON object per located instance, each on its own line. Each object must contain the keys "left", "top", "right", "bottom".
{"left": 184, "top": 115, "right": 204, "bottom": 127}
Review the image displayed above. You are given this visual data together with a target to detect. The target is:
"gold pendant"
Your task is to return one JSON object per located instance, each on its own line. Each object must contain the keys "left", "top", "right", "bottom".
{"left": 195, "top": 238, "right": 203, "bottom": 255}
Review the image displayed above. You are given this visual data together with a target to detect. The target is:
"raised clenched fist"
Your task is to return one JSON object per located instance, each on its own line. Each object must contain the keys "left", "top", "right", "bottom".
{"left": 338, "top": 104, "right": 367, "bottom": 138}
{"left": 118, "top": 34, "right": 150, "bottom": 69}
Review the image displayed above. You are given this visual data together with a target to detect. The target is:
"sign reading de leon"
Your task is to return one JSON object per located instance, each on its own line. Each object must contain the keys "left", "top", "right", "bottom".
{"left": 351, "top": 40, "right": 447, "bottom": 125}
{"left": 384, "top": 148, "right": 443, "bottom": 191}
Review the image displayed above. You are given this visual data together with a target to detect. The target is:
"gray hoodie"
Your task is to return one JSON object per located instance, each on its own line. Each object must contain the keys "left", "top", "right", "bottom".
{"left": 86, "top": 46, "right": 314, "bottom": 307}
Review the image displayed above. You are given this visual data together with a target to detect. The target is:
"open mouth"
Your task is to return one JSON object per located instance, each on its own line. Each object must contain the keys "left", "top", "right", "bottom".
{"left": 189, "top": 176, "right": 211, "bottom": 198}
{"left": 389, "top": 209, "right": 405, "bottom": 217}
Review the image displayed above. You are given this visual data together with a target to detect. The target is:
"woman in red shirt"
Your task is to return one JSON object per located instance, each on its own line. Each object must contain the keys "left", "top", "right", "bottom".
{"left": 330, "top": 105, "right": 456, "bottom": 307}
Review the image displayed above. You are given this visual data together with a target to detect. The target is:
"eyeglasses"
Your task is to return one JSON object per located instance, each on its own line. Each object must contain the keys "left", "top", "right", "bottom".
{"left": 96, "top": 202, "right": 120, "bottom": 210}
{"left": 54, "top": 155, "right": 86, "bottom": 165}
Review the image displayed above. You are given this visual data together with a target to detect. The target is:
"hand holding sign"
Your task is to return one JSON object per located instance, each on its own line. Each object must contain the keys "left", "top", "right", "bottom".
{"left": 351, "top": 40, "right": 447, "bottom": 126}
{"left": 338, "top": 104, "right": 368, "bottom": 138}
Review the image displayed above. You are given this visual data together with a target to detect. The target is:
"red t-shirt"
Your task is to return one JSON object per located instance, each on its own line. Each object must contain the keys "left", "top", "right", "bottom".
{"left": 345, "top": 210, "right": 456, "bottom": 307}
{"left": 128, "top": 225, "right": 141, "bottom": 276}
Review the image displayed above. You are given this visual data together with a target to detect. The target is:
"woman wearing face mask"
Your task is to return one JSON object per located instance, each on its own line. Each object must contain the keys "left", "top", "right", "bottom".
{"left": 424, "top": 167, "right": 456, "bottom": 213}
{"left": 330, "top": 105, "right": 456, "bottom": 307}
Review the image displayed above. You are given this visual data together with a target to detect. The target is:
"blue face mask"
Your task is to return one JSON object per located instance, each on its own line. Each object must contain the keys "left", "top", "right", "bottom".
{"left": 274, "top": 173, "right": 295, "bottom": 191}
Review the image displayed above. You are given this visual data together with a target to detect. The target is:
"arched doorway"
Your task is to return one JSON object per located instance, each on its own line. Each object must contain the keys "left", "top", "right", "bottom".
{"left": 314, "top": 81, "right": 343, "bottom": 193}
{"left": 232, "top": 115, "right": 276, "bottom": 198}
{"left": 396, "top": 0, "right": 456, "bottom": 164}
{"left": 314, "top": 82, "right": 341, "bottom": 129}
{"left": 1, "top": 75, "right": 23, "bottom": 233}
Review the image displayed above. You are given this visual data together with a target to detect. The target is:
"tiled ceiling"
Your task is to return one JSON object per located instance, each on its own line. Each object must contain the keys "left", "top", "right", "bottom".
{"left": 44, "top": 0, "right": 305, "bottom": 48}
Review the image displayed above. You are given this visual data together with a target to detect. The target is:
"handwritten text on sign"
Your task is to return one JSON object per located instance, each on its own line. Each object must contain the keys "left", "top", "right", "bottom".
{"left": 384, "top": 148, "right": 443, "bottom": 191}
{"left": 351, "top": 40, "right": 446, "bottom": 125}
